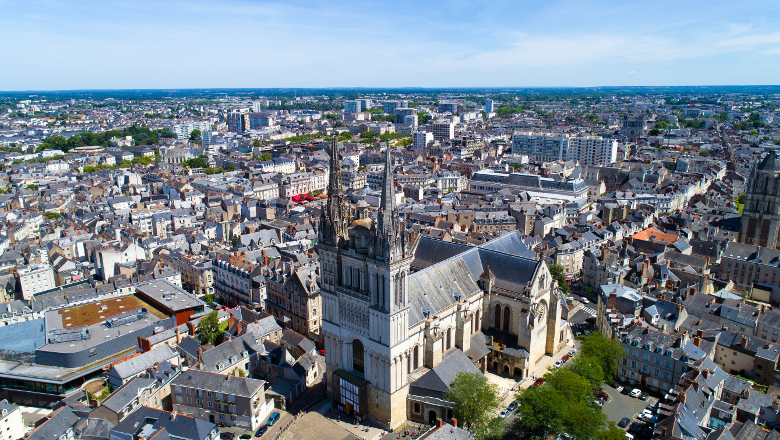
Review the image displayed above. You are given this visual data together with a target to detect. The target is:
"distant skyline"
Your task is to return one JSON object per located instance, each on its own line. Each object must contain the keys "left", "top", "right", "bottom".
{"left": 2, "top": 0, "right": 779, "bottom": 91}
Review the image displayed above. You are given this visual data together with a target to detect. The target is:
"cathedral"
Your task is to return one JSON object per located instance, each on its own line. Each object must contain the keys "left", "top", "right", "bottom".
{"left": 739, "top": 150, "right": 780, "bottom": 249}
{"left": 319, "top": 138, "right": 565, "bottom": 429}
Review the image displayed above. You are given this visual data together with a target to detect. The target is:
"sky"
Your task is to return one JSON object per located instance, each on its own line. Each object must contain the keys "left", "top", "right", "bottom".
{"left": 1, "top": 0, "right": 779, "bottom": 90}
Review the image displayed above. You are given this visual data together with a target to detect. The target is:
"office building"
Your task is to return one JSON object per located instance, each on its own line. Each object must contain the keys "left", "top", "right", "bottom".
{"left": 227, "top": 111, "right": 249, "bottom": 133}
{"left": 437, "top": 102, "right": 458, "bottom": 114}
{"left": 383, "top": 100, "right": 408, "bottom": 114}
{"left": 357, "top": 99, "right": 372, "bottom": 112}
{"left": 485, "top": 99, "right": 494, "bottom": 113}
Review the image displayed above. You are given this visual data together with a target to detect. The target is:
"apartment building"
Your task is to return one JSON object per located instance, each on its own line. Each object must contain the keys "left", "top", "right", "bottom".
{"left": 413, "top": 131, "right": 434, "bottom": 149}
{"left": 617, "top": 323, "right": 699, "bottom": 393}
{"left": 276, "top": 170, "right": 328, "bottom": 198}
{"left": 263, "top": 263, "right": 322, "bottom": 344}
{"left": 156, "top": 249, "right": 214, "bottom": 297}
{"left": 341, "top": 171, "right": 367, "bottom": 190}
{"left": 431, "top": 121, "right": 455, "bottom": 141}
{"left": 213, "top": 255, "right": 263, "bottom": 306}
{"left": 227, "top": 110, "right": 249, "bottom": 133}
{"left": 0, "top": 400, "right": 23, "bottom": 440}
{"left": 566, "top": 135, "right": 618, "bottom": 166}
{"left": 172, "top": 370, "right": 274, "bottom": 430}
{"left": 719, "top": 241, "right": 780, "bottom": 303}
{"left": 344, "top": 101, "right": 360, "bottom": 113}
{"left": 511, "top": 132, "right": 569, "bottom": 163}
{"left": 17, "top": 263, "right": 55, "bottom": 299}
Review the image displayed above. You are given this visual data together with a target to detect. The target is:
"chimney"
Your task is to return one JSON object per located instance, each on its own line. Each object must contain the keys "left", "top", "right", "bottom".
{"left": 741, "top": 336, "right": 749, "bottom": 347}
{"left": 450, "top": 418, "right": 457, "bottom": 427}
{"left": 197, "top": 347, "right": 203, "bottom": 361}
{"left": 170, "top": 411, "right": 177, "bottom": 420}
{"left": 608, "top": 293, "right": 617, "bottom": 308}
{"left": 693, "top": 337, "right": 701, "bottom": 347}
{"left": 262, "top": 249, "right": 268, "bottom": 266}
{"left": 773, "top": 399, "right": 779, "bottom": 411}
{"left": 702, "top": 369, "right": 709, "bottom": 379}
{"left": 176, "top": 329, "right": 181, "bottom": 345}
{"left": 90, "top": 398, "right": 99, "bottom": 408}
{"left": 435, "top": 418, "right": 443, "bottom": 428}
{"left": 679, "top": 390, "right": 686, "bottom": 403}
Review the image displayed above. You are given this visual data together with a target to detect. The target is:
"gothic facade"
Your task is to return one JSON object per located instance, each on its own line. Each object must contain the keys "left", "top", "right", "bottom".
{"left": 740, "top": 151, "right": 780, "bottom": 249}
{"left": 319, "top": 138, "right": 564, "bottom": 429}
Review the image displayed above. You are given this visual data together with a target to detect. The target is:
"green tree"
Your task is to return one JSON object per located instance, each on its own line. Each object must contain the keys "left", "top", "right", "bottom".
{"left": 259, "top": 152, "right": 273, "bottom": 161}
{"left": 515, "top": 384, "right": 566, "bottom": 438}
{"left": 225, "top": 164, "right": 236, "bottom": 171}
{"left": 189, "top": 129, "right": 201, "bottom": 140}
{"left": 547, "top": 263, "right": 570, "bottom": 294}
{"left": 699, "top": 150, "right": 709, "bottom": 157}
{"left": 26, "top": 184, "right": 38, "bottom": 190}
{"left": 444, "top": 372, "right": 504, "bottom": 440}
{"left": 45, "top": 212, "right": 61, "bottom": 220}
{"left": 195, "top": 311, "right": 224, "bottom": 346}
{"left": 231, "top": 235, "right": 240, "bottom": 249}
{"left": 184, "top": 155, "right": 209, "bottom": 169}
{"left": 598, "top": 422, "right": 627, "bottom": 440}
{"left": 204, "top": 294, "right": 213, "bottom": 304}
{"left": 569, "top": 355, "right": 605, "bottom": 388}
{"left": 579, "top": 332, "right": 624, "bottom": 381}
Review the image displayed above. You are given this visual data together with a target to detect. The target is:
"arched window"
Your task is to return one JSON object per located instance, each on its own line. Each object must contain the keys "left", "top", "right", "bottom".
{"left": 352, "top": 339, "right": 364, "bottom": 375}
{"left": 413, "top": 346, "right": 419, "bottom": 370}
{"left": 503, "top": 305, "right": 511, "bottom": 332}
{"left": 414, "top": 402, "right": 421, "bottom": 413}
{"left": 407, "top": 355, "right": 411, "bottom": 374}
{"left": 494, "top": 304, "right": 501, "bottom": 328}
{"left": 475, "top": 310, "right": 481, "bottom": 333}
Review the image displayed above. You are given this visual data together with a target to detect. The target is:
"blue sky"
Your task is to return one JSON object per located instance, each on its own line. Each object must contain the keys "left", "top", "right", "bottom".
{"left": 1, "top": 0, "right": 779, "bottom": 90}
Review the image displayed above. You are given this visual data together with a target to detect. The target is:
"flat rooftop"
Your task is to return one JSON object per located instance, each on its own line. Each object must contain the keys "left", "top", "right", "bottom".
{"left": 57, "top": 295, "right": 167, "bottom": 328}
{"left": 135, "top": 280, "right": 205, "bottom": 312}
{"left": 0, "top": 318, "right": 46, "bottom": 353}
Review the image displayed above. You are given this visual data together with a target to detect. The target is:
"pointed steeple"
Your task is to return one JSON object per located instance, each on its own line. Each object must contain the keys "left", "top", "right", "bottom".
{"left": 369, "top": 147, "right": 419, "bottom": 263}
{"left": 318, "top": 137, "right": 350, "bottom": 247}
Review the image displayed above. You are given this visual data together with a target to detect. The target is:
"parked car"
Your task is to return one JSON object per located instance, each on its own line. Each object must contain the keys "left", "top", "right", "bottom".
{"left": 639, "top": 392, "right": 649, "bottom": 400}
{"left": 220, "top": 434, "right": 235, "bottom": 440}
{"left": 568, "top": 349, "right": 576, "bottom": 356}
{"left": 255, "top": 426, "right": 267, "bottom": 437}
{"left": 581, "top": 298, "right": 590, "bottom": 304}
{"left": 630, "top": 388, "right": 642, "bottom": 398}
{"left": 584, "top": 330, "right": 591, "bottom": 335}
{"left": 618, "top": 418, "right": 630, "bottom": 428}
{"left": 508, "top": 401, "right": 518, "bottom": 412}
{"left": 534, "top": 378, "right": 545, "bottom": 386}
{"left": 554, "top": 360, "right": 563, "bottom": 368}
{"left": 614, "top": 385, "right": 624, "bottom": 393}
{"left": 240, "top": 435, "right": 252, "bottom": 440}
{"left": 499, "top": 409, "right": 510, "bottom": 418}
{"left": 266, "top": 412, "right": 280, "bottom": 426}
{"left": 620, "top": 387, "right": 631, "bottom": 395}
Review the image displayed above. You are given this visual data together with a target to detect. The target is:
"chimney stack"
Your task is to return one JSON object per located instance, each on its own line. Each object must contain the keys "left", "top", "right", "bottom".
{"left": 435, "top": 418, "right": 443, "bottom": 428}
{"left": 741, "top": 336, "right": 749, "bottom": 347}
{"left": 450, "top": 418, "right": 457, "bottom": 427}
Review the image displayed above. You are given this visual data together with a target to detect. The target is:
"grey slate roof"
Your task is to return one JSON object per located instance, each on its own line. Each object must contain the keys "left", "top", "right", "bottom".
{"left": 112, "top": 345, "right": 177, "bottom": 380}
{"left": 172, "top": 369, "right": 265, "bottom": 397}
{"left": 410, "top": 349, "right": 480, "bottom": 396}
{"left": 110, "top": 407, "right": 216, "bottom": 440}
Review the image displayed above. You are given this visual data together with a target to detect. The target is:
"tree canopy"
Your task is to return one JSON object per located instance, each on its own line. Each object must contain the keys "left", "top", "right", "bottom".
{"left": 189, "top": 129, "right": 201, "bottom": 140}
{"left": 579, "top": 332, "right": 624, "bottom": 381}
{"left": 547, "top": 263, "right": 570, "bottom": 294}
{"left": 195, "top": 311, "right": 225, "bottom": 346}
{"left": 444, "top": 372, "right": 505, "bottom": 440}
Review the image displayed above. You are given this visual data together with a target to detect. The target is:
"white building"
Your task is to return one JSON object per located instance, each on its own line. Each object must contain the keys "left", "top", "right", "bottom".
{"left": 567, "top": 135, "right": 617, "bottom": 166}
{"left": 172, "top": 122, "right": 211, "bottom": 141}
{"left": 344, "top": 101, "right": 360, "bottom": 113}
{"left": 430, "top": 121, "right": 454, "bottom": 141}
{"left": 413, "top": 132, "right": 433, "bottom": 149}
{"left": 0, "top": 400, "right": 24, "bottom": 440}
{"left": 17, "top": 263, "right": 56, "bottom": 299}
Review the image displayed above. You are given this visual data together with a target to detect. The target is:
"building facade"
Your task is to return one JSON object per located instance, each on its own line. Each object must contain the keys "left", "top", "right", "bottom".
{"left": 739, "top": 151, "right": 780, "bottom": 250}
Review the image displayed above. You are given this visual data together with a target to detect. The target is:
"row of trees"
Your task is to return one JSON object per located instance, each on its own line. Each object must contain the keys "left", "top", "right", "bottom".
{"left": 38, "top": 126, "right": 175, "bottom": 153}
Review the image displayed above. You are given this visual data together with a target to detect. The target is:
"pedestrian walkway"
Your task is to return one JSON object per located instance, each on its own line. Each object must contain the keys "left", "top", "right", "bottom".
{"left": 308, "top": 397, "right": 387, "bottom": 440}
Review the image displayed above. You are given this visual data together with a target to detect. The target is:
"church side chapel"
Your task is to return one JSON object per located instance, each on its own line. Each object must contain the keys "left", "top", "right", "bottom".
{"left": 319, "top": 138, "right": 568, "bottom": 429}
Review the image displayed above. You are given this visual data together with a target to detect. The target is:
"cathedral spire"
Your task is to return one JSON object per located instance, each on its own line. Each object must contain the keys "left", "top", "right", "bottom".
{"left": 318, "top": 136, "right": 350, "bottom": 247}
{"left": 377, "top": 145, "right": 394, "bottom": 234}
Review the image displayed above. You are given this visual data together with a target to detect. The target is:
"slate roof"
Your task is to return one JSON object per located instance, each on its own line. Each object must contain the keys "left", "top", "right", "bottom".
{"left": 172, "top": 369, "right": 265, "bottom": 397}
{"left": 112, "top": 345, "right": 177, "bottom": 380}
{"left": 410, "top": 349, "right": 480, "bottom": 397}
{"left": 101, "top": 377, "right": 157, "bottom": 412}
{"left": 110, "top": 407, "right": 216, "bottom": 440}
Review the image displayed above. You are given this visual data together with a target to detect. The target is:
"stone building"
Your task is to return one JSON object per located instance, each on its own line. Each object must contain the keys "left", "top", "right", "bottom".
{"left": 739, "top": 151, "right": 780, "bottom": 249}
{"left": 319, "top": 137, "right": 564, "bottom": 429}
